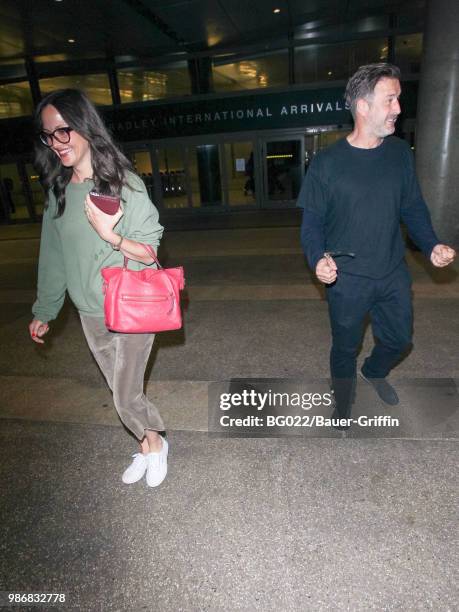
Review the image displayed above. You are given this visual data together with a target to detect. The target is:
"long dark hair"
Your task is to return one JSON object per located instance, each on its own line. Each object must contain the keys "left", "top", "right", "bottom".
{"left": 34, "top": 89, "right": 133, "bottom": 217}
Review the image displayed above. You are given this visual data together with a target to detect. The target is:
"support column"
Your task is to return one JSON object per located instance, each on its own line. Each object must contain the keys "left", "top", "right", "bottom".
{"left": 196, "top": 144, "right": 221, "bottom": 205}
{"left": 25, "top": 57, "right": 41, "bottom": 107}
{"left": 188, "top": 57, "right": 213, "bottom": 94}
{"left": 415, "top": 0, "right": 459, "bottom": 247}
{"left": 107, "top": 58, "right": 121, "bottom": 106}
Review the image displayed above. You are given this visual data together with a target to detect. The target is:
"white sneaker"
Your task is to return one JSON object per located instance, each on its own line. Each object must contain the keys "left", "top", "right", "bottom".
{"left": 122, "top": 453, "right": 148, "bottom": 484}
{"left": 146, "top": 437, "right": 168, "bottom": 487}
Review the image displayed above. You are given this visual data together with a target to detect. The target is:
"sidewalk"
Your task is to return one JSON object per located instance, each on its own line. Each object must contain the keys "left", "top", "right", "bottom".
{"left": 0, "top": 223, "right": 457, "bottom": 611}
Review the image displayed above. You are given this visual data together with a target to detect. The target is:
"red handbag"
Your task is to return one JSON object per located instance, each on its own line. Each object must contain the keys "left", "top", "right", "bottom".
{"left": 101, "top": 244, "right": 185, "bottom": 333}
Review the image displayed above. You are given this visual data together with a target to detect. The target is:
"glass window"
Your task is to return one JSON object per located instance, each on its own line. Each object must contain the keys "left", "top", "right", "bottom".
{"left": 0, "top": 58, "right": 25, "bottom": 67}
{"left": 224, "top": 142, "right": 255, "bottom": 206}
{"left": 396, "top": 10, "right": 424, "bottom": 31}
{"left": 0, "top": 82, "right": 33, "bottom": 118}
{"left": 213, "top": 51, "right": 289, "bottom": 92}
{"left": 295, "top": 38, "right": 388, "bottom": 83}
{"left": 395, "top": 34, "right": 423, "bottom": 75}
{"left": 35, "top": 52, "right": 106, "bottom": 63}
{"left": 294, "top": 16, "right": 389, "bottom": 41}
{"left": 39, "top": 74, "right": 112, "bottom": 105}
{"left": 118, "top": 64, "right": 191, "bottom": 103}
{"left": 0, "top": 58, "right": 27, "bottom": 80}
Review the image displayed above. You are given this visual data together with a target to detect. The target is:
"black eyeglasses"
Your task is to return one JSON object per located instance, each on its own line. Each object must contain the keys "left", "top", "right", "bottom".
{"left": 39, "top": 127, "right": 73, "bottom": 147}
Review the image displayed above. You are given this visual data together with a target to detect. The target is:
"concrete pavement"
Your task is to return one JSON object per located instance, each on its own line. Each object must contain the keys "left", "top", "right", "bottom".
{"left": 0, "top": 220, "right": 457, "bottom": 611}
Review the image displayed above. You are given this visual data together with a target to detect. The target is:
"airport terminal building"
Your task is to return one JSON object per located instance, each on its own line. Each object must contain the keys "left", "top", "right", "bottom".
{"left": 0, "top": 0, "right": 457, "bottom": 243}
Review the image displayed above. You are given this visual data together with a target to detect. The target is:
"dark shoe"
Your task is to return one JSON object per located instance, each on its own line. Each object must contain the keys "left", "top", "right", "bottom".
{"left": 359, "top": 370, "right": 399, "bottom": 405}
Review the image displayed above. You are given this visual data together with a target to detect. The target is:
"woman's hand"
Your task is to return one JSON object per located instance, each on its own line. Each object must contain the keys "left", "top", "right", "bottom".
{"left": 84, "top": 194, "right": 124, "bottom": 243}
{"left": 29, "top": 319, "right": 49, "bottom": 344}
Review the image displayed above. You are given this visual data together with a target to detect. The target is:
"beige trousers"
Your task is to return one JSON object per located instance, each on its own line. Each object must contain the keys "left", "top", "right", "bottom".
{"left": 80, "top": 315, "right": 165, "bottom": 440}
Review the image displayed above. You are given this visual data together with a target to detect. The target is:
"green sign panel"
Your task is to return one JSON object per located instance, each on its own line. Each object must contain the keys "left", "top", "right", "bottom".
{"left": 0, "top": 82, "right": 418, "bottom": 155}
{"left": 106, "top": 87, "right": 352, "bottom": 140}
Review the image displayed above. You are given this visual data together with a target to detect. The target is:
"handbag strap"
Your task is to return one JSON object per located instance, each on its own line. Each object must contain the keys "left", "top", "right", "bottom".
{"left": 123, "top": 243, "right": 163, "bottom": 270}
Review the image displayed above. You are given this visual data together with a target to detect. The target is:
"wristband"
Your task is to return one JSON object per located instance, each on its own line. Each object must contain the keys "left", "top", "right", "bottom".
{"left": 111, "top": 235, "right": 124, "bottom": 251}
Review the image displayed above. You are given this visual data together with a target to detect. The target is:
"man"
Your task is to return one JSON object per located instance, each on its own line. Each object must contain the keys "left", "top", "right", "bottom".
{"left": 298, "top": 63, "right": 456, "bottom": 427}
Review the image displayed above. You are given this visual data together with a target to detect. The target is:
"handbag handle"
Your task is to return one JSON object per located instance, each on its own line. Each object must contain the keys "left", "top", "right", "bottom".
{"left": 123, "top": 243, "right": 163, "bottom": 270}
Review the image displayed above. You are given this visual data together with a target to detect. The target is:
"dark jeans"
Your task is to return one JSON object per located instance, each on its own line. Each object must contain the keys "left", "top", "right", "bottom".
{"left": 326, "top": 262, "right": 413, "bottom": 413}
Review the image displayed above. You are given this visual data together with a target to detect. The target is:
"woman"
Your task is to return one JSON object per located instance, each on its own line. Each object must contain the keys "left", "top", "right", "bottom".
{"left": 30, "top": 89, "right": 168, "bottom": 487}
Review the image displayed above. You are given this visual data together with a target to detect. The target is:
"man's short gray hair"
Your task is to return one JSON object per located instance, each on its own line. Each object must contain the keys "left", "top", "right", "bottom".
{"left": 345, "top": 63, "right": 401, "bottom": 118}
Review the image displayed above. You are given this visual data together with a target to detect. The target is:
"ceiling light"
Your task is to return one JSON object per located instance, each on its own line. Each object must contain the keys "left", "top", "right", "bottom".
{"left": 68, "top": 38, "right": 75, "bottom": 43}
{"left": 273, "top": 8, "right": 281, "bottom": 14}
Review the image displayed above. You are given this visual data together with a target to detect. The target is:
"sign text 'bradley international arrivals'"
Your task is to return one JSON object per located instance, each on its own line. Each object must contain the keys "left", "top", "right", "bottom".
{"left": 109, "top": 99, "right": 350, "bottom": 133}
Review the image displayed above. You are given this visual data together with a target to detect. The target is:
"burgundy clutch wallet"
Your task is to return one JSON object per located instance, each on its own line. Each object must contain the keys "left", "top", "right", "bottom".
{"left": 89, "top": 191, "right": 120, "bottom": 215}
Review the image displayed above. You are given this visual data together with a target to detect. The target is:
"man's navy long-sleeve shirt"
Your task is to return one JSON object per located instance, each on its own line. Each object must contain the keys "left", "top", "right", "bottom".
{"left": 298, "top": 136, "right": 439, "bottom": 279}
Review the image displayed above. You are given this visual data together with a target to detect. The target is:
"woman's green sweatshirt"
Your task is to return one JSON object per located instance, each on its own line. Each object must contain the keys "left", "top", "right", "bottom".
{"left": 32, "top": 172, "right": 164, "bottom": 323}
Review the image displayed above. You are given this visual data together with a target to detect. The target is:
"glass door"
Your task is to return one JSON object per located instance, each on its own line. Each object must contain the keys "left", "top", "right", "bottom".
{"left": 0, "top": 162, "right": 35, "bottom": 222}
{"left": 125, "top": 148, "right": 156, "bottom": 201}
{"left": 155, "top": 140, "right": 225, "bottom": 210}
{"left": 223, "top": 141, "right": 256, "bottom": 207}
{"left": 303, "top": 128, "right": 352, "bottom": 172}
{"left": 260, "top": 137, "right": 304, "bottom": 208}
{"left": 304, "top": 135, "right": 316, "bottom": 174}
{"left": 155, "top": 145, "right": 189, "bottom": 209}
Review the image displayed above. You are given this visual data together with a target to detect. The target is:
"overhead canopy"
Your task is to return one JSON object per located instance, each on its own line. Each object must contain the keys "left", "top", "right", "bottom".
{"left": 0, "top": 0, "right": 425, "bottom": 71}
